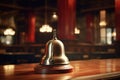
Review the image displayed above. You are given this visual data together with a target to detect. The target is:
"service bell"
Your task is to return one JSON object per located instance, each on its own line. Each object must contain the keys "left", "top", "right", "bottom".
{"left": 34, "top": 29, "right": 73, "bottom": 74}
{"left": 41, "top": 29, "right": 69, "bottom": 65}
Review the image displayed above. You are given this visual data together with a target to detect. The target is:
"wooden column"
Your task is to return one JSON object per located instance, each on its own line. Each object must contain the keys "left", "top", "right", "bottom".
{"left": 57, "top": 0, "right": 76, "bottom": 40}
{"left": 115, "top": 0, "right": 120, "bottom": 41}
{"left": 85, "top": 13, "right": 94, "bottom": 43}
{"left": 26, "top": 12, "right": 36, "bottom": 43}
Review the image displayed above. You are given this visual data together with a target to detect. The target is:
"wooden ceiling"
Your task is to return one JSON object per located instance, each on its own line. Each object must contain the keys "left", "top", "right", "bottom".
{"left": 0, "top": 0, "right": 114, "bottom": 16}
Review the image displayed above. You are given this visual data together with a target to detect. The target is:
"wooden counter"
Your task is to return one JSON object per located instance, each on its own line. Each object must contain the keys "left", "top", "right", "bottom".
{"left": 0, "top": 59, "right": 120, "bottom": 80}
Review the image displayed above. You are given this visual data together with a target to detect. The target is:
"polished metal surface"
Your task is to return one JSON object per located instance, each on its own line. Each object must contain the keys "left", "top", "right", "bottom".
{"left": 41, "top": 29, "right": 69, "bottom": 65}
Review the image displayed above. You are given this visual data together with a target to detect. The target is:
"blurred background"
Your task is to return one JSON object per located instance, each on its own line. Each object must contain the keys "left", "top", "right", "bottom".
{"left": 0, "top": 0, "right": 119, "bottom": 64}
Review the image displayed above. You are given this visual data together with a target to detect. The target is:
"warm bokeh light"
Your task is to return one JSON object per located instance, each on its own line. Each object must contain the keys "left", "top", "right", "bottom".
{"left": 4, "top": 28, "right": 15, "bottom": 35}
{"left": 99, "top": 21, "right": 107, "bottom": 27}
{"left": 52, "top": 12, "right": 58, "bottom": 20}
{"left": 74, "top": 27, "right": 80, "bottom": 34}
{"left": 112, "top": 31, "right": 116, "bottom": 37}
{"left": 39, "top": 24, "right": 52, "bottom": 33}
{"left": 3, "top": 65, "right": 15, "bottom": 76}
{"left": 99, "top": 10, "right": 107, "bottom": 27}
{"left": 112, "top": 30, "right": 116, "bottom": 41}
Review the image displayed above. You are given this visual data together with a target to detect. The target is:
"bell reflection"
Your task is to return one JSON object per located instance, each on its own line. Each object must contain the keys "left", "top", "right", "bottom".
{"left": 34, "top": 29, "right": 73, "bottom": 74}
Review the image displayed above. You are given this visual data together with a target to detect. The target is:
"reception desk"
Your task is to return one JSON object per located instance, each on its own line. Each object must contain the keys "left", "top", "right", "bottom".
{"left": 0, "top": 59, "right": 120, "bottom": 80}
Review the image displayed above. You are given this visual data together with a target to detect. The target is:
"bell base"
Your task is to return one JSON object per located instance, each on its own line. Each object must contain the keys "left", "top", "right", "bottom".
{"left": 34, "top": 64, "right": 73, "bottom": 74}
